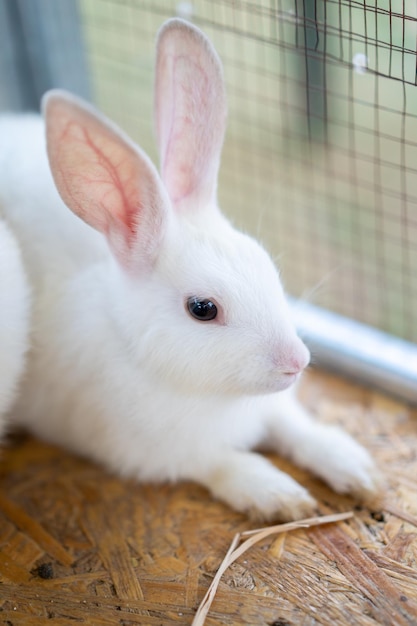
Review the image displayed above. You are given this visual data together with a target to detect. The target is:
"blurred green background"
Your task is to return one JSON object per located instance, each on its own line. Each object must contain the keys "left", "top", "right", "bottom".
{"left": 79, "top": 0, "right": 417, "bottom": 342}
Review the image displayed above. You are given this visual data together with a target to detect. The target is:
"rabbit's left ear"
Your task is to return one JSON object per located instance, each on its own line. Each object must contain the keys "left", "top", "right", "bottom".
{"left": 43, "top": 90, "right": 170, "bottom": 272}
{"left": 155, "top": 19, "right": 227, "bottom": 211}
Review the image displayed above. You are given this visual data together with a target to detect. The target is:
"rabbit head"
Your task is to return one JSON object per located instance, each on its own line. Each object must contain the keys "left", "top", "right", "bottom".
{"left": 42, "top": 18, "right": 309, "bottom": 397}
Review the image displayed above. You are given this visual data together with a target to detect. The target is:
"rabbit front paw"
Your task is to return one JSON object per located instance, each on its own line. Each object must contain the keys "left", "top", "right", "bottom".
{"left": 206, "top": 451, "right": 317, "bottom": 522}
{"left": 298, "top": 425, "right": 383, "bottom": 501}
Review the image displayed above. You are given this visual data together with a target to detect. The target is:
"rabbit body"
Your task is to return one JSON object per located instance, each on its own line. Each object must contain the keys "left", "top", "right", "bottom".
{"left": 0, "top": 20, "right": 380, "bottom": 520}
{"left": 0, "top": 216, "right": 30, "bottom": 433}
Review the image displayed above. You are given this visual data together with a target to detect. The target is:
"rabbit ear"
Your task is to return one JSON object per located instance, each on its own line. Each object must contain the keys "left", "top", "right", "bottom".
{"left": 155, "top": 19, "right": 227, "bottom": 211}
{"left": 43, "top": 90, "right": 169, "bottom": 271}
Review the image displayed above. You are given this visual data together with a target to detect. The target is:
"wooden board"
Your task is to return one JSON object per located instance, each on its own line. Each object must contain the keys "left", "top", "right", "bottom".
{"left": 0, "top": 369, "right": 416, "bottom": 625}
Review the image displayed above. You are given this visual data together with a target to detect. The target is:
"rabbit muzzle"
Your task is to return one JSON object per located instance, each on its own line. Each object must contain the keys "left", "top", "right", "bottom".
{"left": 271, "top": 338, "right": 310, "bottom": 389}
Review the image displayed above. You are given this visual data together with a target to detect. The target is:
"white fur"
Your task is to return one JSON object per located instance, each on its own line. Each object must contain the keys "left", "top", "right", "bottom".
{"left": 0, "top": 19, "right": 380, "bottom": 520}
{"left": 0, "top": 219, "right": 30, "bottom": 433}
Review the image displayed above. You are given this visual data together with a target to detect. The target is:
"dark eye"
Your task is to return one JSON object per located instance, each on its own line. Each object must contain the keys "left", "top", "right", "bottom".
{"left": 186, "top": 297, "right": 218, "bottom": 322}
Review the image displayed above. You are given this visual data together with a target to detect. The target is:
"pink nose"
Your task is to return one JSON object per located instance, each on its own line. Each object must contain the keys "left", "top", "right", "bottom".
{"left": 283, "top": 359, "right": 307, "bottom": 375}
{"left": 280, "top": 342, "right": 310, "bottom": 375}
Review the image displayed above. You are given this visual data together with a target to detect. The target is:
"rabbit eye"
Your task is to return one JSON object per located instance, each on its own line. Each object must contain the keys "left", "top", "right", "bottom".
{"left": 186, "top": 297, "right": 218, "bottom": 322}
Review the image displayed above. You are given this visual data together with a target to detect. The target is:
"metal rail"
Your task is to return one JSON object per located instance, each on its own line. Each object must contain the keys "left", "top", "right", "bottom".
{"left": 290, "top": 298, "right": 417, "bottom": 405}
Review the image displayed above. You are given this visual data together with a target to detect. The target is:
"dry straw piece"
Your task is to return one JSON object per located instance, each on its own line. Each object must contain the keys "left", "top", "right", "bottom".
{"left": 192, "top": 511, "right": 354, "bottom": 626}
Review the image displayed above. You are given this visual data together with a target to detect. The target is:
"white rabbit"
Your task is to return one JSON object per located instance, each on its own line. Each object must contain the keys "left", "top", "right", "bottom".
{"left": 0, "top": 19, "right": 380, "bottom": 520}
{"left": 0, "top": 219, "right": 30, "bottom": 436}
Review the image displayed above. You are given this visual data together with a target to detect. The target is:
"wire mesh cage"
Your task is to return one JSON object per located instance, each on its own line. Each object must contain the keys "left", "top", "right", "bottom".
{"left": 78, "top": 0, "right": 417, "bottom": 342}
{"left": 1, "top": 0, "right": 416, "bottom": 398}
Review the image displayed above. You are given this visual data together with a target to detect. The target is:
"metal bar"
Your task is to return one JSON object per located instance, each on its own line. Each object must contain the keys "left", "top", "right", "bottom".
{"left": 296, "top": 0, "right": 327, "bottom": 142}
{"left": 0, "top": 0, "right": 90, "bottom": 112}
{"left": 17, "top": 0, "right": 91, "bottom": 105}
{"left": 290, "top": 298, "right": 417, "bottom": 404}
{"left": 0, "top": 0, "right": 38, "bottom": 110}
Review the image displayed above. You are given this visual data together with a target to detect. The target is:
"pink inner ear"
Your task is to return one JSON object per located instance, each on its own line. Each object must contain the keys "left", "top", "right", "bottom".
{"left": 52, "top": 117, "right": 141, "bottom": 244}
{"left": 45, "top": 94, "right": 168, "bottom": 270}
{"left": 155, "top": 24, "right": 227, "bottom": 210}
{"left": 161, "top": 56, "right": 215, "bottom": 204}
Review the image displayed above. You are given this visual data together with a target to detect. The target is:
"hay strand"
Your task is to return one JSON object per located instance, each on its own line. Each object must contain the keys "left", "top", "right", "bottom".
{"left": 384, "top": 503, "right": 417, "bottom": 528}
{"left": 192, "top": 511, "right": 353, "bottom": 626}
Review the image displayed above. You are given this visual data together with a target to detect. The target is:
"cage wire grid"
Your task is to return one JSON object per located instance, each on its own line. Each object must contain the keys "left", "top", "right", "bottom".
{"left": 79, "top": 0, "right": 417, "bottom": 350}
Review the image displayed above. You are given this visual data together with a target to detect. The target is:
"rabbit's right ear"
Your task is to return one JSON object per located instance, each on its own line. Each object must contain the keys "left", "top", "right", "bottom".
{"left": 155, "top": 19, "right": 227, "bottom": 211}
{"left": 43, "top": 90, "right": 170, "bottom": 272}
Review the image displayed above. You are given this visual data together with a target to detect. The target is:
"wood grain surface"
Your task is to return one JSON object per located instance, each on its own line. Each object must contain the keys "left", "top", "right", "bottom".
{"left": 0, "top": 369, "right": 416, "bottom": 625}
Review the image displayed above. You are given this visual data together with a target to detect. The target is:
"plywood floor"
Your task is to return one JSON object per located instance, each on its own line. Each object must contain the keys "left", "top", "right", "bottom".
{"left": 0, "top": 369, "right": 416, "bottom": 625}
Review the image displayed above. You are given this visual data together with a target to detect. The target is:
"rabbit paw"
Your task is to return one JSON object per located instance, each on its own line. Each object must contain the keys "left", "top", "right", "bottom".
{"left": 298, "top": 425, "right": 383, "bottom": 501}
{"left": 207, "top": 452, "right": 317, "bottom": 522}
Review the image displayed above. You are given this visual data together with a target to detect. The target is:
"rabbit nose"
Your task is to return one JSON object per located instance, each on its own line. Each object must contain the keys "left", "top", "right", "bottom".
{"left": 282, "top": 343, "right": 310, "bottom": 375}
